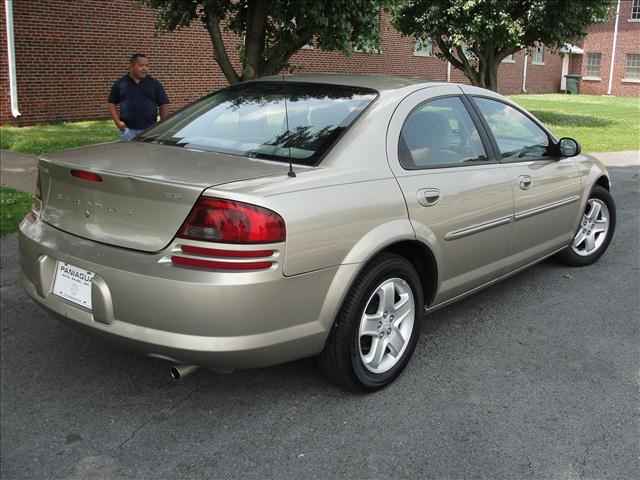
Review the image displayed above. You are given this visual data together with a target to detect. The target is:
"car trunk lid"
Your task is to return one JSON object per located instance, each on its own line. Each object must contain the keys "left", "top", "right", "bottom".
{"left": 38, "top": 142, "right": 290, "bottom": 252}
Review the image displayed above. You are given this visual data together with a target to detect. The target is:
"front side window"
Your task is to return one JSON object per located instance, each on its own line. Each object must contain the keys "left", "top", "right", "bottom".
{"left": 624, "top": 54, "right": 640, "bottom": 79}
{"left": 139, "top": 82, "right": 376, "bottom": 166}
{"left": 586, "top": 52, "right": 602, "bottom": 78}
{"left": 474, "top": 98, "right": 550, "bottom": 160}
{"left": 398, "top": 97, "right": 488, "bottom": 169}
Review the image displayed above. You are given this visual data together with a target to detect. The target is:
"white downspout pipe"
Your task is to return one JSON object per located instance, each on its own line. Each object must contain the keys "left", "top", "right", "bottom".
{"left": 607, "top": 0, "right": 621, "bottom": 95}
{"left": 5, "top": 0, "right": 20, "bottom": 117}
{"left": 447, "top": 60, "right": 451, "bottom": 82}
{"left": 522, "top": 49, "right": 528, "bottom": 93}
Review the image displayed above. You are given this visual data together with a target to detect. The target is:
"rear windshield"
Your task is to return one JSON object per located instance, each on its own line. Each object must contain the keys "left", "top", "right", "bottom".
{"left": 139, "top": 81, "right": 377, "bottom": 166}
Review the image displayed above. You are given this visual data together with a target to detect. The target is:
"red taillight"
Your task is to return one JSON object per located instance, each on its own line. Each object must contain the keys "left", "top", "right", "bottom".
{"left": 178, "top": 197, "right": 285, "bottom": 244}
{"left": 171, "top": 245, "right": 275, "bottom": 271}
{"left": 71, "top": 170, "right": 103, "bottom": 182}
{"left": 180, "top": 245, "right": 274, "bottom": 258}
{"left": 171, "top": 256, "right": 272, "bottom": 270}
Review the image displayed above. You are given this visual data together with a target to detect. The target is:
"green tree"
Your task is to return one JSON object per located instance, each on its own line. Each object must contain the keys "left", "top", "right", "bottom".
{"left": 141, "top": 0, "right": 395, "bottom": 84}
{"left": 392, "top": 0, "right": 613, "bottom": 91}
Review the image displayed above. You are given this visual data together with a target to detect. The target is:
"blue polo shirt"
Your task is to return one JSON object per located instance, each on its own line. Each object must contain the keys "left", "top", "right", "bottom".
{"left": 108, "top": 74, "right": 170, "bottom": 130}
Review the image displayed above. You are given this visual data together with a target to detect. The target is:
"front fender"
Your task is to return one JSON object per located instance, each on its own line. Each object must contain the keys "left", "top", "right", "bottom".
{"left": 572, "top": 153, "right": 611, "bottom": 234}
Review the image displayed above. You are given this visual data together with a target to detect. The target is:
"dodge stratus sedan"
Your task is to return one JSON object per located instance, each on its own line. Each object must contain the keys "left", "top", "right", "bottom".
{"left": 19, "top": 75, "right": 615, "bottom": 390}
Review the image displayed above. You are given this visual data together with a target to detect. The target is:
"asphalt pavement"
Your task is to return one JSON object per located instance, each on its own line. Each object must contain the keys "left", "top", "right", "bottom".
{"left": 1, "top": 162, "right": 638, "bottom": 479}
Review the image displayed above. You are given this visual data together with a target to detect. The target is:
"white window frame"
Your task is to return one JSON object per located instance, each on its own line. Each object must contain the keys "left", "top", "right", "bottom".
{"left": 631, "top": 0, "right": 640, "bottom": 21}
{"left": 623, "top": 53, "right": 640, "bottom": 82}
{"left": 584, "top": 52, "right": 602, "bottom": 80}
{"left": 501, "top": 53, "right": 515, "bottom": 63}
{"left": 532, "top": 42, "right": 545, "bottom": 65}
{"left": 413, "top": 37, "right": 434, "bottom": 57}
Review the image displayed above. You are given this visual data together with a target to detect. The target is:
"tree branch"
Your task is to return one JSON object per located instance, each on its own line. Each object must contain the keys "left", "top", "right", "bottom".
{"left": 434, "top": 37, "right": 465, "bottom": 71}
{"left": 204, "top": 8, "right": 241, "bottom": 84}
{"left": 454, "top": 44, "right": 479, "bottom": 83}
{"left": 280, "top": 28, "right": 315, "bottom": 66}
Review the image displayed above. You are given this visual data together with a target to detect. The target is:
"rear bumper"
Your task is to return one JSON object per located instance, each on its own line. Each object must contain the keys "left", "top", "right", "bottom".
{"left": 19, "top": 216, "right": 357, "bottom": 369}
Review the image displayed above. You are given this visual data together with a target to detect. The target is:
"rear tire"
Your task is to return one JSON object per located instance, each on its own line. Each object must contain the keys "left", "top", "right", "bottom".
{"left": 318, "top": 253, "right": 423, "bottom": 391}
{"left": 556, "top": 185, "right": 616, "bottom": 267}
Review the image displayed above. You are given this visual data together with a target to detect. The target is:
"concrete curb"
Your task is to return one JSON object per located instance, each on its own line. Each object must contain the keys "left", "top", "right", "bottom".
{"left": 1, "top": 148, "right": 638, "bottom": 196}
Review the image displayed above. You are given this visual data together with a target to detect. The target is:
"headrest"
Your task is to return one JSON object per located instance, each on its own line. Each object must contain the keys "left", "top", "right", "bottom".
{"left": 402, "top": 110, "right": 454, "bottom": 151}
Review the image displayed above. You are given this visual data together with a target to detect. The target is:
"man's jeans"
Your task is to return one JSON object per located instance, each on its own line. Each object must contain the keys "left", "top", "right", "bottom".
{"left": 119, "top": 128, "right": 143, "bottom": 142}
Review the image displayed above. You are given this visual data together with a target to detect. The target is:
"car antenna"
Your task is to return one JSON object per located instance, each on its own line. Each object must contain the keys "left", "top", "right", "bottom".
{"left": 282, "top": 72, "right": 296, "bottom": 178}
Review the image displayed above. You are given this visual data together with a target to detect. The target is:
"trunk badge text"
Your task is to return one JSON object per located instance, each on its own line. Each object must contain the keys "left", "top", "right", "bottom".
{"left": 55, "top": 193, "right": 133, "bottom": 216}
{"left": 163, "top": 192, "right": 183, "bottom": 200}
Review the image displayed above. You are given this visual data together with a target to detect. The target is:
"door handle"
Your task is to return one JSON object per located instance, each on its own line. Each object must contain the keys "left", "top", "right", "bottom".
{"left": 518, "top": 175, "right": 533, "bottom": 190}
{"left": 417, "top": 188, "right": 441, "bottom": 207}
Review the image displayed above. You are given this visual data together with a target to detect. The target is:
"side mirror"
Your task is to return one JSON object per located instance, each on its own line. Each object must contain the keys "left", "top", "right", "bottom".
{"left": 558, "top": 137, "right": 581, "bottom": 157}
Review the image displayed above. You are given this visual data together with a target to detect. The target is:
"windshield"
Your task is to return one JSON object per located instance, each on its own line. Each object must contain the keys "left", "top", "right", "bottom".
{"left": 139, "top": 81, "right": 377, "bottom": 166}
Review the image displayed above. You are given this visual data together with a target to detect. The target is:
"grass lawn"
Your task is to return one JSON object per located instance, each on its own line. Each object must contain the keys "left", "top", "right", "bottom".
{"left": 0, "top": 186, "right": 34, "bottom": 236}
{"left": 508, "top": 94, "right": 640, "bottom": 153}
{"left": 0, "top": 120, "right": 117, "bottom": 156}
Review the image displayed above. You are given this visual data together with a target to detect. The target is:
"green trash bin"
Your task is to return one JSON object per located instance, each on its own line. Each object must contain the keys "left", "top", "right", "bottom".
{"left": 564, "top": 75, "right": 582, "bottom": 94}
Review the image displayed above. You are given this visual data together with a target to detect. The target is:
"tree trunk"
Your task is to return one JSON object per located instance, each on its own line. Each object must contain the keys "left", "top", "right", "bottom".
{"left": 487, "top": 65, "right": 499, "bottom": 92}
{"left": 243, "top": 0, "right": 267, "bottom": 80}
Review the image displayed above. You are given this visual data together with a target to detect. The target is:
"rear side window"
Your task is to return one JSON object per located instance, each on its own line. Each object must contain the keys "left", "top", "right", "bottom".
{"left": 139, "top": 82, "right": 377, "bottom": 166}
{"left": 398, "top": 96, "right": 489, "bottom": 169}
{"left": 474, "top": 97, "right": 550, "bottom": 160}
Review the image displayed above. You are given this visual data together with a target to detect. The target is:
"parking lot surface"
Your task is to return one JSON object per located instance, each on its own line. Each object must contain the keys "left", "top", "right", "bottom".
{"left": 1, "top": 164, "right": 638, "bottom": 479}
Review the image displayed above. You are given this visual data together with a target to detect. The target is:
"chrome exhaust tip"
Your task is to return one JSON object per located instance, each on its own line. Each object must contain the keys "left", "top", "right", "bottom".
{"left": 170, "top": 364, "right": 199, "bottom": 380}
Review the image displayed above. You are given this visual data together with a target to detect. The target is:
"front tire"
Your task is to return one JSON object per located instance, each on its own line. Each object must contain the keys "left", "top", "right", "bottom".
{"left": 318, "top": 253, "right": 423, "bottom": 391}
{"left": 556, "top": 185, "right": 616, "bottom": 267}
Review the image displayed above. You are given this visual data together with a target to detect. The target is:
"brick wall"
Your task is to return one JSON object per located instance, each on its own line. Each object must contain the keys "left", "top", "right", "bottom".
{"left": 1, "top": 2, "right": 572, "bottom": 126}
{"left": 579, "top": 0, "right": 640, "bottom": 96}
{"left": 0, "top": 0, "right": 237, "bottom": 125}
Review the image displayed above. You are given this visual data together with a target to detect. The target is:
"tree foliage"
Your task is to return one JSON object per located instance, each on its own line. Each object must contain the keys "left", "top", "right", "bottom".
{"left": 392, "top": 0, "right": 613, "bottom": 91}
{"left": 141, "top": 0, "right": 395, "bottom": 84}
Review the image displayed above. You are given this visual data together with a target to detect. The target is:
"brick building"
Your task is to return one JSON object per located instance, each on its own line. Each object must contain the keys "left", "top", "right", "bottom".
{"left": 574, "top": 0, "right": 640, "bottom": 96}
{"left": 1, "top": 0, "right": 638, "bottom": 126}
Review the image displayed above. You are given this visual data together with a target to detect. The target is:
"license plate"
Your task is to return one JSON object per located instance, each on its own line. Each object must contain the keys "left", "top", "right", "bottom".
{"left": 52, "top": 261, "right": 95, "bottom": 309}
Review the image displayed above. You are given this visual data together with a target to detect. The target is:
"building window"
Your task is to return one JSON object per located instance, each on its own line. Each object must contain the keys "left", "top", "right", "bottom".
{"left": 585, "top": 52, "right": 602, "bottom": 78}
{"left": 624, "top": 54, "right": 640, "bottom": 79}
{"left": 631, "top": 0, "right": 640, "bottom": 20}
{"left": 532, "top": 42, "right": 544, "bottom": 64}
{"left": 460, "top": 44, "right": 477, "bottom": 61}
{"left": 414, "top": 37, "right": 433, "bottom": 57}
{"left": 502, "top": 53, "right": 515, "bottom": 63}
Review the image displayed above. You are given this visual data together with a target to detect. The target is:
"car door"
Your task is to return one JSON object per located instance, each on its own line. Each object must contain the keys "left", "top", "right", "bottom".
{"left": 386, "top": 85, "right": 514, "bottom": 305}
{"left": 466, "top": 91, "right": 582, "bottom": 271}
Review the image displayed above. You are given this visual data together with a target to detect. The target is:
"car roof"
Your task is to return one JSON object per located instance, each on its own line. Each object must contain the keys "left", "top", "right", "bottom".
{"left": 257, "top": 73, "right": 450, "bottom": 92}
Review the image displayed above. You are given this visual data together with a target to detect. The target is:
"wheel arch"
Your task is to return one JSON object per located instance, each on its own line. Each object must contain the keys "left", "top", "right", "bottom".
{"left": 595, "top": 175, "right": 610, "bottom": 191}
{"left": 381, "top": 240, "right": 438, "bottom": 307}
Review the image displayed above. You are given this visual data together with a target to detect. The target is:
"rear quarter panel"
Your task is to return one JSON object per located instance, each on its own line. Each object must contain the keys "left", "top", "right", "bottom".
{"left": 212, "top": 90, "right": 417, "bottom": 276}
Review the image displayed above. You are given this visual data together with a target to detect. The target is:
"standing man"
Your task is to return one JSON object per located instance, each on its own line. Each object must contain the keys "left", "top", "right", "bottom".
{"left": 107, "top": 53, "right": 170, "bottom": 141}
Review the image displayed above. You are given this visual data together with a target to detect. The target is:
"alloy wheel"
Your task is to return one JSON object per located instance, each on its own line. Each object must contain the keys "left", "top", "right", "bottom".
{"left": 572, "top": 198, "right": 610, "bottom": 257}
{"left": 357, "top": 278, "right": 415, "bottom": 374}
